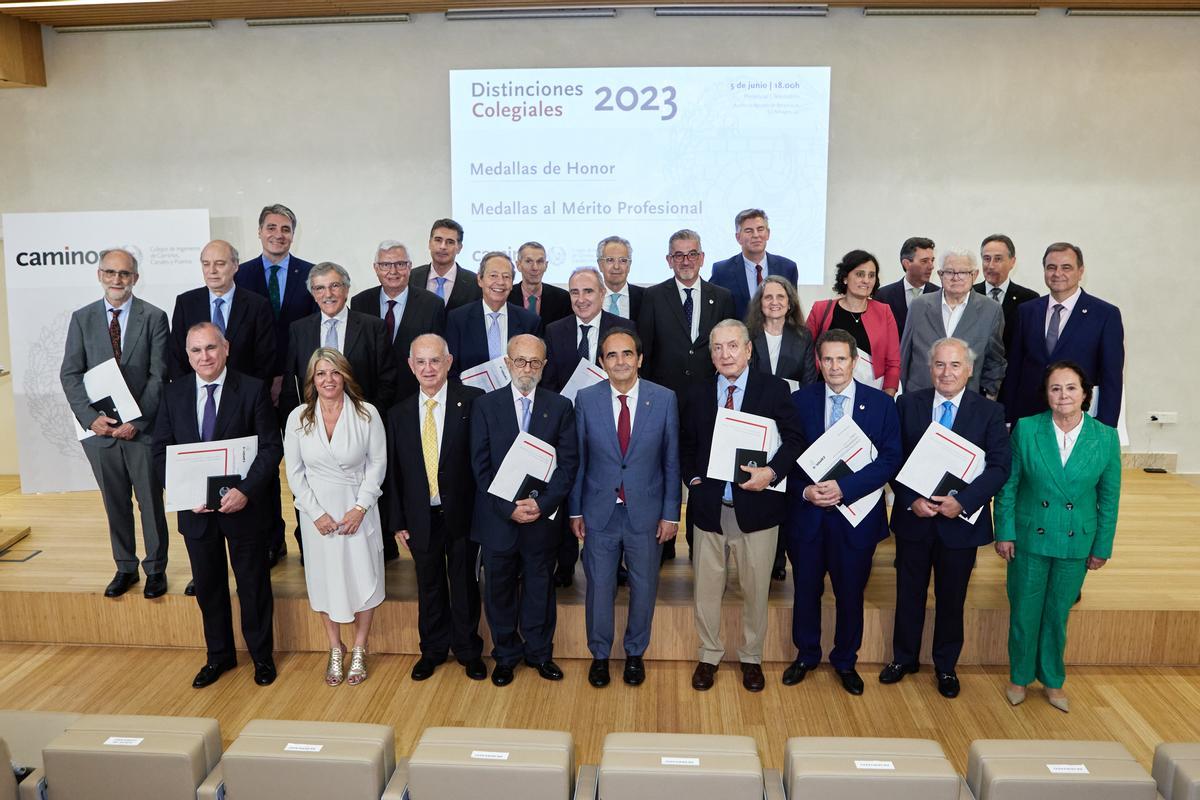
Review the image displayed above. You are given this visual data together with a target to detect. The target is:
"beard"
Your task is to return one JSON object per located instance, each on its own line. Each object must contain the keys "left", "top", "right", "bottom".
{"left": 513, "top": 373, "right": 540, "bottom": 394}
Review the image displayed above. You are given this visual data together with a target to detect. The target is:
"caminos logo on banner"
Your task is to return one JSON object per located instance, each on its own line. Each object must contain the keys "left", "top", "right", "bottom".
{"left": 15, "top": 246, "right": 106, "bottom": 266}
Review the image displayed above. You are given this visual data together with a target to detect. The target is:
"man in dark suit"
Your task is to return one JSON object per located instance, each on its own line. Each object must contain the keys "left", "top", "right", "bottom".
{"left": 169, "top": 240, "right": 275, "bottom": 381}
{"left": 410, "top": 218, "right": 482, "bottom": 312}
{"left": 509, "top": 241, "right": 572, "bottom": 326}
{"left": 596, "top": 235, "right": 644, "bottom": 321}
{"left": 1000, "top": 242, "right": 1124, "bottom": 427}
{"left": 875, "top": 236, "right": 938, "bottom": 334}
{"left": 708, "top": 208, "right": 800, "bottom": 320}
{"left": 153, "top": 322, "right": 283, "bottom": 689}
{"left": 349, "top": 239, "right": 447, "bottom": 402}
{"left": 973, "top": 233, "right": 1040, "bottom": 360}
{"left": 469, "top": 334, "right": 579, "bottom": 687}
{"left": 784, "top": 329, "right": 902, "bottom": 695}
{"left": 60, "top": 247, "right": 171, "bottom": 599}
{"left": 386, "top": 333, "right": 486, "bottom": 682}
{"left": 544, "top": 267, "right": 632, "bottom": 391}
{"left": 233, "top": 203, "right": 318, "bottom": 565}
{"left": 446, "top": 252, "right": 543, "bottom": 382}
{"left": 881, "top": 337, "right": 1011, "bottom": 699}
{"left": 681, "top": 320, "right": 805, "bottom": 693}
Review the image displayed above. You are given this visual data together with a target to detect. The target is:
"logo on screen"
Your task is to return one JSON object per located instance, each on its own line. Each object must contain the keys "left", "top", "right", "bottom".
{"left": 15, "top": 246, "right": 104, "bottom": 267}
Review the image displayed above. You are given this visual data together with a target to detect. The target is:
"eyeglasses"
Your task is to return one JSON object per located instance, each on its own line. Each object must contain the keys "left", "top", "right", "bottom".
{"left": 100, "top": 269, "right": 135, "bottom": 280}
{"left": 600, "top": 256, "right": 631, "bottom": 267}
{"left": 669, "top": 251, "right": 702, "bottom": 264}
{"left": 375, "top": 261, "right": 412, "bottom": 272}
{"left": 311, "top": 282, "right": 346, "bottom": 293}
{"left": 937, "top": 270, "right": 975, "bottom": 279}
{"left": 510, "top": 357, "right": 545, "bottom": 370}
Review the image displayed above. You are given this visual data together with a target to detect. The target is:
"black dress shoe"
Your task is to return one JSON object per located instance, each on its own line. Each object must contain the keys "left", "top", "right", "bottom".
{"left": 554, "top": 572, "right": 574, "bottom": 588}
{"left": 937, "top": 672, "right": 960, "bottom": 698}
{"left": 411, "top": 657, "right": 440, "bottom": 681}
{"left": 879, "top": 662, "right": 919, "bottom": 684}
{"left": 740, "top": 662, "right": 765, "bottom": 692}
{"left": 104, "top": 571, "right": 139, "bottom": 598}
{"left": 491, "top": 664, "right": 515, "bottom": 687}
{"left": 143, "top": 573, "right": 167, "bottom": 599}
{"left": 268, "top": 541, "right": 286, "bottom": 568}
{"left": 184, "top": 579, "right": 196, "bottom": 597}
{"left": 589, "top": 659, "right": 611, "bottom": 687}
{"left": 623, "top": 655, "right": 646, "bottom": 686}
{"left": 253, "top": 660, "right": 277, "bottom": 686}
{"left": 772, "top": 566, "right": 787, "bottom": 581}
{"left": 691, "top": 662, "right": 717, "bottom": 691}
{"left": 781, "top": 659, "right": 814, "bottom": 686}
{"left": 463, "top": 658, "right": 488, "bottom": 681}
{"left": 192, "top": 660, "right": 235, "bottom": 689}
{"left": 836, "top": 668, "right": 865, "bottom": 695}
{"left": 525, "top": 659, "right": 564, "bottom": 681}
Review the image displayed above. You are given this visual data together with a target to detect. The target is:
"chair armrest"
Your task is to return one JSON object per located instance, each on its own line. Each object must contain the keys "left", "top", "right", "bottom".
{"left": 381, "top": 757, "right": 409, "bottom": 800}
{"left": 196, "top": 762, "right": 224, "bottom": 800}
{"left": 574, "top": 764, "right": 598, "bottom": 800}
{"left": 17, "top": 768, "right": 45, "bottom": 800}
{"left": 763, "top": 768, "right": 786, "bottom": 800}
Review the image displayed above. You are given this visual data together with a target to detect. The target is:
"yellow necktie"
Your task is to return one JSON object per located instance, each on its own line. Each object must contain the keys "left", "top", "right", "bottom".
{"left": 422, "top": 398, "right": 439, "bottom": 499}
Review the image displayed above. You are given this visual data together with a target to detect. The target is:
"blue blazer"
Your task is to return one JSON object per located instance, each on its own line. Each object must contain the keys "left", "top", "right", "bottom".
{"left": 569, "top": 379, "right": 680, "bottom": 532}
{"left": 710, "top": 252, "right": 799, "bottom": 321}
{"left": 469, "top": 386, "right": 578, "bottom": 552}
{"left": 445, "top": 302, "right": 544, "bottom": 381}
{"left": 234, "top": 254, "right": 318, "bottom": 376}
{"left": 542, "top": 310, "right": 633, "bottom": 392}
{"left": 890, "top": 388, "right": 1011, "bottom": 547}
{"left": 875, "top": 278, "right": 937, "bottom": 336}
{"left": 1000, "top": 290, "right": 1125, "bottom": 427}
{"left": 785, "top": 380, "right": 902, "bottom": 549}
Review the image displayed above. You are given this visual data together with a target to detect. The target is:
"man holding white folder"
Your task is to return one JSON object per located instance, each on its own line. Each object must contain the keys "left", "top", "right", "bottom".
{"left": 881, "top": 337, "right": 1010, "bottom": 698}
{"left": 784, "top": 328, "right": 902, "bottom": 695}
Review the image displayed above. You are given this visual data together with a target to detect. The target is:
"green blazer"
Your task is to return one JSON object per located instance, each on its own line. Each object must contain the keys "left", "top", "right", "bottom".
{"left": 995, "top": 411, "right": 1121, "bottom": 560}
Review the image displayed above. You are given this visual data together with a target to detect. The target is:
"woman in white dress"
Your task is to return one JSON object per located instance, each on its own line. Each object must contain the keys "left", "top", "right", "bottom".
{"left": 284, "top": 347, "right": 387, "bottom": 686}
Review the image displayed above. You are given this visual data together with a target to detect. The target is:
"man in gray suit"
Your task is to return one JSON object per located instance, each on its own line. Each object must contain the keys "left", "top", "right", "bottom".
{"left": 61, "top": 247, "right": 171, "bottom": 598}
{"left": 899, "top": 249, "right": 1005, "bottom": 398}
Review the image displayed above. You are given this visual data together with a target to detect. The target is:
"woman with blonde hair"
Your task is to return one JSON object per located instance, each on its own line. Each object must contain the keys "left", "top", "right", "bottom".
{"left": 284, "top": 347, "right": 387, "bottom": 686}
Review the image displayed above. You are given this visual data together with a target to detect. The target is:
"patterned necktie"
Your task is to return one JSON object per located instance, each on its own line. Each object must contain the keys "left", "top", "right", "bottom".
{"left": 725, "top": 384, "right": 736, "bottom": 410}
{"left": 829, "top": 394, "right": 846, "bottom": 429}
{"left": 755, "top": 264, "right": 764, "bottom": 286}
{"left": 108, "top": 308, "right": 122, "bottom": 361}
{"left": 422, "top": 398, "right": 439, "bottom": 499}
{"left": 683, "top": 288, "right": 694, "bottom": 336}
{"left": 201, "top": 384, "right": 218, "bottom": 441}
{"left": 608, "top": 293, "right": 620, "bottom": 316}
{"left": 723, "top": 385, "right": 737, "bottom": 502}
{"left": 268, "top": 265, "right": 282, "bottom": 316}
{"left": 324, "top": 318, "right": 339, "bottom": 351}
{"left": 990, "top": 287, "right": 1002, "bottom": 303}
{"left": 212, "top": 297, "right": 226, "bottom": 335}
{"left": 577, "top": 324, "right": 592, "bottom": 362}
{"left": 487, "top": 311, "right": 502, "bottom": 360}
{"left": 938, "top": 399, "right": 955, "bottom": 428}
{"left": 1046, "top": 303, "right": 1065, "bottom": 353}
{"left": 527, "top": 294, "right": 538, "bottom": 313}
{"left": 434, "top": 277, "right": 447, "bottom": 301}
{"left": 519, "top": 396, "right": 531, "bottom": 432}
{"left": 617, "top": 394, "right": 630, "bottom": 502}
{"left": 384, "top": 299, "right": 397, "bottom": 342}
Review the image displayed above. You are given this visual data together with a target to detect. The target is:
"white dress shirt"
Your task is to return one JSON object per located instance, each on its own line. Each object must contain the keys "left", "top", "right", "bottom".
{"left": 510, "top": 382, "right": 534, "bottom": 429}
{"left": 574, "top": 314, "right": 601, "bottom": 363}
{"left": 610, "top": 379, "right": 639, "bottom": 505}
{"left": 1055, "top": 415, "right": 1085, "bottom": 466}
{"left": 320, "top": 306, "right": 349, "bottom": 352}
{"left": 418, "top": 382, "right": 448, "bottom": 505}
{"left": 824, "top": 380, "right": 857, "bottom": 430}
{"left": 482, "top": 301, "right": 509, "bottom": 350}
{"left": 984, "top": 278, "right": 1011, "bottom": 301}
{"left": 675, "top": 278, "right": 701, "bottom": 342}
{"left": 208, "top": 285, "right": 236, "bottom": 324}
{"left": 380, "top": 286, "right": 409, "bottom": 341}
{"left": 607, "top": 284, "right": 631, "bottom": 318}
{"left": 932, "top": 387, "right": 966, "bottom": 425}
{"left": 764, "top": 331, "right": 783, "bottom": 374}
{"left": 1044, "top": 287, "right": 1082, "bottom": 336}
{"left": 941, "top": 291, "right": 970, "bottom": 338}
{"left": 195, "top": 367, "right": 228, "bottom": 433}
{"left": 426, "top": 264, "right": 457, "bottom": 300}
{"left": 903, "top": 277, "right": 926, "bottom": 307}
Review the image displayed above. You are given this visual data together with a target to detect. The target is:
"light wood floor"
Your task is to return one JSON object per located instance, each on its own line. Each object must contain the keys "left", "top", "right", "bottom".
{"left": 4, "top": 643, "right": 1200, "bottom": 774}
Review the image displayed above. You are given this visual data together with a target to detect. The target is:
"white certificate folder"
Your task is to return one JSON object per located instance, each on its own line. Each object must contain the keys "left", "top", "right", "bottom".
{"left": 796, "top": 415, "right": 880, "bottom": 528}
{"left": 165, "top": 435, "right": 259, "bottom": 512}
{"left": 705, "top": 407, "right": 786, "bottom": 492}
{"left": 893, "top": 422, "right": 986, "bottom": 524}
{"left": 487, "top": 432, "right": 557, "bottom": 502}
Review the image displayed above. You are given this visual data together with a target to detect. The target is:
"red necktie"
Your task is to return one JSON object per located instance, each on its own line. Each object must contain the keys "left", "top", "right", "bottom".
{"left": 755, "top": 264, "right": 763, "bottom": 286}
{"left": 384, "top": 299, "right": 397, "bottom": 342}
{"left": 725, "top": 384, "right": 736, "bottom": 409}
{"left": 109, "top": 308, "right": 122, "bottom": 361}
{"left": 617, "top": 394, "right": 630, "bottom": 502}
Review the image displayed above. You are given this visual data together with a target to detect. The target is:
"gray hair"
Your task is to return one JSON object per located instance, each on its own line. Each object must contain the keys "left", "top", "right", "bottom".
{"left": 928, "top": 336, "right": 977, "bottom": 364}
{"left": 203, "top": 240, "right": 239, "bottom": 265}
{"left": 258, "top": 204, "right": 297, "bottom": 229}
{"left": 940, "top": 249, "right": 978, "bottom": 269}
{"left": 375, "top": 239, "right": 409, "bottom": 261}
{"left": 517, "top": 241, "right": 546, "bottom": 259}
{"left": 186, "top": 321, "right": 227, "bottom": 342}
{"left": 668, "top": 228, "right": 703, "bottom": 251}
{"left": 99, "top": 247, "right": 139, "bottom": 273}
{"left": 709, "top": 318, "right": 750, "bottom": 346}
{"left": 308, "top": 261, "right": 352, "bottom": 290}
{"left": 734, "top": 208, "right": 768, "bottom": 229}
{"left": 409, "top": 332, "right": 449, "bottom": 358}
{"left": 568, "top": 266, "right": 605, "bottom": 289}
{"left": 596, "top": 235, "right": 632, "bottom": 262}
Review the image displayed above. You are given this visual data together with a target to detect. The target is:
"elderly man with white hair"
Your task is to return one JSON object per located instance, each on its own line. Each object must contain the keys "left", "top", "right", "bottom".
{"left": 898, "top": 248, "right": 1006, "bottom": 398}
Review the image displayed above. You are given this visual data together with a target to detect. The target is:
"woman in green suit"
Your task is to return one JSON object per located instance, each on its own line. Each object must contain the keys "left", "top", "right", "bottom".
{"left": 994, "top": 361, "right": 1121, "bottom": 712}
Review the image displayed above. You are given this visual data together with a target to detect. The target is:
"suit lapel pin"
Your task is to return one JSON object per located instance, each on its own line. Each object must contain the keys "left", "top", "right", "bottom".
{"left": 858, "top": 404, "right": 866, "bottom": 411}
{"left": 1081, "top": 308, "right": 1088, "bottom": 314}
{"left": 456, "top": 401, "right": 462, "bottom": 407}
{"left": 707, "top": 298, "right": 714, "bottom": 304}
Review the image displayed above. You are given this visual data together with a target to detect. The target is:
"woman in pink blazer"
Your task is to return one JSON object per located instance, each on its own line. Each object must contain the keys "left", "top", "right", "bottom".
{"left": 806, "top": 250, "right": 900, "bottom": 395}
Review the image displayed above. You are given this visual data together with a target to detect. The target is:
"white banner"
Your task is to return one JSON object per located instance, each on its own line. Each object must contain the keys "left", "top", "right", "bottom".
{"left": 2, "top": 209, "right": 210, "bottom": 493}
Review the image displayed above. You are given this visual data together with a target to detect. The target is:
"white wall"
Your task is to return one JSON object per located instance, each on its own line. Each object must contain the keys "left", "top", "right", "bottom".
{"left": 1, "top": 9, "right": 1196, "bottom": 473}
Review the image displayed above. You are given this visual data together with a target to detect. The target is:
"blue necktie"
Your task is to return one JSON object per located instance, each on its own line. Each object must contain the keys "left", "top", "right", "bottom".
{"left": 212, "top": 297, "right": 226, "bottom": 335}
{"left": 201, "top": 384, "right": 218, "bottom": 442}
{"left": 435, "top": 277, "right": 448, "bottom": 300}
{"left": 683, "top": 288, "right": 694, "bottom": 336}
{"left": 608, "top": 293, "right": 620, "bottom": 315}
{"left": 829, "top": 394, "right": 846, "bottom": 430}
{"left": 519, "top": 396, "right": 531, "bottom": 432}
{"left": 938, "top": 400, "right": 955, "bottom": 428}
{"left": 487, "top": 312, "right": 502, "bottom": 360}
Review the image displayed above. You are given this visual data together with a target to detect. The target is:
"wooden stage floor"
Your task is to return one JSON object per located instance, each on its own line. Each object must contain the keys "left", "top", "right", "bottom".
{"left": 2, "top": 470, "right": 1199, "bottom": 665}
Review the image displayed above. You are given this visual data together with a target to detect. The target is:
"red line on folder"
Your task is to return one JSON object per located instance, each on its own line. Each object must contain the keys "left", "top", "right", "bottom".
{"left": 933, "top": 431, "right": 978, "bottom": 477}
{"left": 729, "top": 417, "right": 769, "bottom": 449}
{"left": 177, "top": 447, "right": 230, "bottom": 473}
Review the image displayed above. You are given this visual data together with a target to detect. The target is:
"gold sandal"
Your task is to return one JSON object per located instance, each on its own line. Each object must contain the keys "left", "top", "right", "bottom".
{"left": 347, "top": 646, "right": 368, "bottom": 686}
{"left": 326, "top": 647, "right": 345, "bottom": 686}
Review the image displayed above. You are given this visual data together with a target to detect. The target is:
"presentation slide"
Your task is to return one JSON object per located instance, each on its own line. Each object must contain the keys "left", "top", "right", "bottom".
{"left": 449, "top": 66, "right": 830, "bottom": 287}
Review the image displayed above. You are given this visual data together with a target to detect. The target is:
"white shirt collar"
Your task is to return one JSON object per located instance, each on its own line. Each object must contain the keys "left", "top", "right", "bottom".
{"left": 825, "top": 380, "right": 857, "bottom": 403}
{"left": 675, "top": 278, "right": 700, "bottom": 295}
{"left": 611, "top": 379, "right": 639, "bottom": 402}
{"left": 197, "top": 367, "right": 228, "bottom": 390}
{"left": 420, "top": 381, "right": 448, "bottom": 406}
{"left": 941, "top": 290, "right": 970, "bottom": 311}
{"left": 933, "top": 387, "right": 966, "bottom": 410}
{"left": 575, "top": 313, "right": 601, "bottom": 328}
{"left": 511, "top": 382, "right": 534, "bottom": 405}
{"left": 209, "top": 285, "right": 236, "bottom": 305}
{"left": 381, "top": 285, "right": 409, "bottom": 303}
{"left": 483, "top": 300, "right": 508, "bottom": 318}
{"left": 1050, "top": 286, "right": 1083, "bottom": 310}
{"left": 607, "top": 282, "right": 627, "bottom": 296}
{"left": 902, "top": 276, "right": 924, "bottom": 294}
{"left": 985, "top": 278, "right": 1011, "bottom": 296}
{"left": 322, "top": 305, "right": 349, "bottom": 324}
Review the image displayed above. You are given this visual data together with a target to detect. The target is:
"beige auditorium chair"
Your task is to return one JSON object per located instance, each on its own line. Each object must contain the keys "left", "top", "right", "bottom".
{"left": 596, "top": 732, "right": 777, "bottom": 800}
{"left": 40, "top": 713, "right": 221, "bottom": 800}
{"left": 967, "top": 739, "right": 1160, "bottom": 800}
{"left": 398, "top": 727, "right": 575, "bottom": 800}
{"left": 0, "top": 710, "right": 82, "bottom": 800}
{"left": 1153, "top": 743, "right": 1200, "bottom": 800}
{"left": 198, "top": 719, "right": 396, "bottom": 800}
{"left": 783, "top": 737, "right": 970, "bottom": 800}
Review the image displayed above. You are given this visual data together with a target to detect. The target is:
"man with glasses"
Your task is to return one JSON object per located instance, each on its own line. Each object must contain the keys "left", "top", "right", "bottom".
{"left": 1000, "top": 242, "right": 1124, "bottom": 426}
{"left": 469, "top": 334, "right": 578, "bottom": 686}
{"left": 899, "top": 249, "right": 1006, "bottom": 398}
{"left": 509, "top": 241, "right": 571, "bottom": 327}
{"left": 61, "top": 247, "right": 172, "bottom": 599}
{"left": 709, "top": 209, "right": 799, "bottom": 321}
{"left": 411, "top": 218, "right": 482, "bottom": 312}
{"left": 596, "top": 235, "right": 644, "bottom": 322}
{"left": 350, "top": 240, "right": 446, "bottom": 401}
{"left": 446, "top": 252, "right": 542, "bottom": 382}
